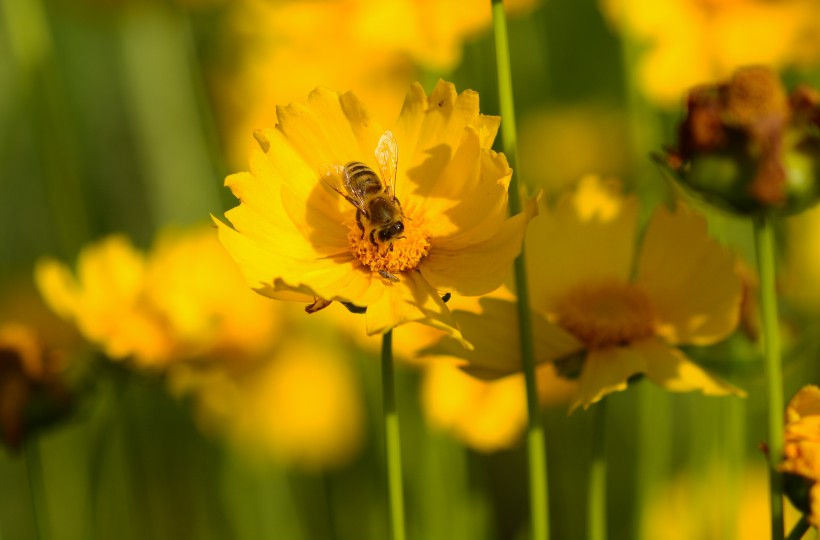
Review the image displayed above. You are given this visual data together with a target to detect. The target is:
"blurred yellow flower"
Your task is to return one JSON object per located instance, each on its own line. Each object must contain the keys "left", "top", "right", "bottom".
{"left": 36, "top": 227, "right": 280, "bottom": 367}
{"left": 643, "top": 464, "right": 802, "bottom": 539}
{"left": 432, "top": 176, "right": 745, "bottom": 412}
{"left": 421, "top": 359, "right": 575, "bottom": 453}
{"left": 213, "top": 0, "right": 539, "bottom": 167}
{"left": 216, "top": 81, "right": 536, "bottom": 344}
{"left": 780, "top": 385, "right": 820, "bottom": 527}
{"left": 170, "top": 337, "right": 365, "bottom": 470}
{"left": 602, "top": 0, "right": 820, "bottom": 106}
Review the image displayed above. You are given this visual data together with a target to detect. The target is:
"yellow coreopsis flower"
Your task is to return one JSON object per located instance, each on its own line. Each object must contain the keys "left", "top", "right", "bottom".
{"left": 215, "top": 81, "right": 536, "bottom": 343}
{"left": 601, "top": 0, "right": 820, "bottom": 107}
{"left": 169, "top": 337, "right": 365, "bottom": 470}
{"left": 214, "top": 0, "right": 539, "bottom": 166}
{"left": 780, "top": 385, "right": 820, "bottom": 527}
{"left": 36, "top": 227, "right": 281, "bottom": 367}
{"left": 431, "top": 176, "right": 745, "bottom": 412}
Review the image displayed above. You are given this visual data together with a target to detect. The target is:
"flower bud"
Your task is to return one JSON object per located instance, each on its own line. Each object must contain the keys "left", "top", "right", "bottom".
{"left": 660, "top": 66, "right": 820, "bottom": 216}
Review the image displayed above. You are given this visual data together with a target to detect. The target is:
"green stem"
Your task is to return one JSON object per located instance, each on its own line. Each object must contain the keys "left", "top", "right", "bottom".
{"left": 753, "top": 215, "right": 785, "bottom": 540}
{"left": 786, "top": 516, "right": 810, "bottom": 540}
{"left": 491, "top": 2, "right": 550, "bottom": 540}
{"left": 25, "top": 437, "right": 49, "bottom": 540}
{"left": 588, "top": 401, "right": 608, "bottom": 540}
{"left": 382, "top": 330, "right": 406, "bottom": 540}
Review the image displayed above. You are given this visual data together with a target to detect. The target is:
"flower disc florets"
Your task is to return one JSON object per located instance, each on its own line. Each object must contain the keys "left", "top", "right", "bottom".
{"left": 554, "top": 281, "right": 655, "bottom": 349}
{"left": 347, "top": 213, "right": 431, "bottom": 276}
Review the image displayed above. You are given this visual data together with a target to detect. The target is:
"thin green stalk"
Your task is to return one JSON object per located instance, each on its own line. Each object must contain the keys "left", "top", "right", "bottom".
{"left": 491, "top": 2, "right": 549, "bottom": 539}
{"left": 786, "top": 516, "right": 810, "bottom": 540}
{"left": 382, "top": 330, "right": 406, "bottom": 540}
{"left": 753, "top": 215, "right": 785, "bottom": 540}
{"left": 588, "top": 401, "right": 608, "bottom": 540}
{"left": 25, "top": 438, "right": 49, "bottom": 540}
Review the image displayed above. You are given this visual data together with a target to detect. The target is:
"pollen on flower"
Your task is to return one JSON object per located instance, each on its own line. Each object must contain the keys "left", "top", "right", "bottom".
{"left": 554, "top": 281, "right": 656, "bottom": 348}
{"left": 347, "top": 215, "right": 431, "bottom": 277}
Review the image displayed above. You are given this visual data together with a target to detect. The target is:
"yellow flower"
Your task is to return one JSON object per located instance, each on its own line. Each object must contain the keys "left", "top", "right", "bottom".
{"left": 780, "top": 385, "right": 820, "bottom": 526}
{"left": 213, "top": 0, "right": 539, "bottom": 167}
{"left": 421, "top": 358, "right": 575, "bottom": 452}
{"left": 602, "top": 0, "right": 820, "bottom": 107}
{"left": 36, "top": 227, "right": 281, "bottom": 367}
{"left": 431, "top": 176, "right": 744, "bottom": 412}
{"left": 215, "top": 81, "right": 536, "bottom": 343}
{"left": 170, "top": 338, "right": 365, "bottom": 470}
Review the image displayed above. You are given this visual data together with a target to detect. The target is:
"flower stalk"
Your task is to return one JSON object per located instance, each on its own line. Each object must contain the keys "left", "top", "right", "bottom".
{"left": 588, "top": 401, "right": 607, "bottom": 540}
{"left": 754, "top": 215, "right": 785, "bottom": 540}
{"left": 491, "top": 1, "right": 550, "bottom": 539}
{"left": 25, "top": 438, "right": 49, "bottom": 540}
{"left": 381, "top": 330, "right": 406, "bottom": 540}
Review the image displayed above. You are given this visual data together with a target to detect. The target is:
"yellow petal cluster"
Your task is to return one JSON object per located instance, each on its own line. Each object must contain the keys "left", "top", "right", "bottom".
{"left": 431, "top": 176, "right": 745, "bottom": 411}
{"left": 216, "top": 81, "right": 536, "bottom": 344}
{"left": 214, "top": 0, "right": 539, "bottom": 166}
{"left": 780, "top": 385, "right": 820, "bottom": 526}
{"left": 36, "top": 227, "right": 280, "bottom": 368}
{"left": 601, "top": 0, "right": 820, "bottom": 107}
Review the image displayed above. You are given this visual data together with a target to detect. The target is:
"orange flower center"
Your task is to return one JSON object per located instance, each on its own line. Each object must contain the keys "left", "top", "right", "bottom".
{"left": 554, "top": 281, "right": 655, "bottom": 348}
{"left": 347, "top": 210, "right": 431, "bottom": 278}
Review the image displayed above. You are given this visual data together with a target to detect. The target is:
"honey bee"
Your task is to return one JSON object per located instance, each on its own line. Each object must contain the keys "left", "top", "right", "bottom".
{"left": 321, "top": 131, "right": 407, "bottom": 251}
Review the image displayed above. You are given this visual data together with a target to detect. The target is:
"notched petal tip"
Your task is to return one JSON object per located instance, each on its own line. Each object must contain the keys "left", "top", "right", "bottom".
{"left": 253, "top": 130, "right": 271, "bottom": 153}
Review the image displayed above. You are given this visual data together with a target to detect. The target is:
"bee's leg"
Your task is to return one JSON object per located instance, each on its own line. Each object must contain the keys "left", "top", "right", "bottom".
{"left": 388, "top": 242, "right": 395, "bottom": 253}
{"left": 356, "top": 210, "right": 365, "bottom": 239}
{"left": 369, "top": 229, "right": 379, "bottom": 247}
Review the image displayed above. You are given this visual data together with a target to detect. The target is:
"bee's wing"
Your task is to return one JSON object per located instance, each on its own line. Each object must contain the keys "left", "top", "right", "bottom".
{"left": 375, "top": 131, "right": 399, "bottom": 198}
{"left": 320, "top": 163, "right": 367, "bottom": 212}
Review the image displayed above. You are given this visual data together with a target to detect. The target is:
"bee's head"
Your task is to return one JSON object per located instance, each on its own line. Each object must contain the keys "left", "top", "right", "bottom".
{"left": 378, "top": 220, "right": 404, "bottom": 243}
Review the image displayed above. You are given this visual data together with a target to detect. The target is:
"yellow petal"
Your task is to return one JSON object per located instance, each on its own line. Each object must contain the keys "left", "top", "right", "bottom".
{"left": 638, "top": 338, "right": 746, "bottom": 398}
{"left": 570, "top": 347, "right": 641, "bottom": 413}
{"left": 275, "top": 87, "right": 382, "bottom": 171}
{"left": 365, "top": 270, "right": 467, "bottom": 347}
{"left": 571, "top": 337, "right": 745, "bottom": 413}
{"left": 419, "top": 196, "right": 537, "bottom": 296}
{"left": 393, "top": 81, "right": 485, "bottom": 202}
{"left": 787, "top": 385, "right": 820, "bottom": 423}
{"left": 421, "top": 127, "right": 512, "bottom": 247}
{"left": 426, "top": 298, "right": 582, "bottom": 379}
{"left": 527, "top": 176, "right": 638, "bottom": 312}
{"left": 637, "top": 204, "right": 741, "bottom": 345}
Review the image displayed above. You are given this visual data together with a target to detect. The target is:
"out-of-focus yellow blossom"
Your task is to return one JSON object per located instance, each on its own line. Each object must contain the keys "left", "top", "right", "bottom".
{"left": 519, "top": 105, "right": 631, "bottom": 195}
{"left": 421, "top": 359, "right": 575, "bottom": 453}
{"left": 602, "top": 0, "right": 820, "bottom": 107}
{"left": 0, "top": 323, "right": 70, "bottom": 450}
{"left": 170, "top": 338, "right": 365, "bottom": 470}
{"left": 213, "top": 0, "right": 538, "bottom": 167}
{"left": 430, "top": 176, "right": 745, "bottom": 412}
{"left": 780, "top": 385, "right": 820, "bottom": 527}
{"left": 216, "top": 81, "right": 536, "bottom": 343}
{"left": 36, "top": 227, "right": 280, "bottom": 367}
{"left": 643, "top": 464, "right": 802, "bottom": 539}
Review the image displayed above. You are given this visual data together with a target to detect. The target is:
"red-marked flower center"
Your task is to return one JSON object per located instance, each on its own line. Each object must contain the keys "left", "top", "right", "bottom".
{"left": 347, "top": 213, "right": 431, "bottom": 276}
{"left": 554, "top": 281, "right": 655, "bottom": 348}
